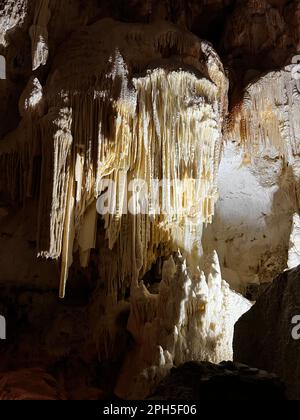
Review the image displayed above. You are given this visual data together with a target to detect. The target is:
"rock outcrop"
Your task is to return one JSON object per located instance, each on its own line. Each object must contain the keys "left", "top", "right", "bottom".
{"left": 0, "top": 368, "right": 65, "bottom": 400}
{"left": 149, "top": 361, "right": 286, "bottom": 400}
{"left": 234, "top": 266, "right": 300, "bottom": 400}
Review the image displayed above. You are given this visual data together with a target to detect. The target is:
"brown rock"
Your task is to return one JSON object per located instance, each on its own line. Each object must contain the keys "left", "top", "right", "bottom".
{"left": 0, "top": 368, "right": 65, "bottom": 400}
{"left": 234, "top": 267, "right": 300, "bottom": 400}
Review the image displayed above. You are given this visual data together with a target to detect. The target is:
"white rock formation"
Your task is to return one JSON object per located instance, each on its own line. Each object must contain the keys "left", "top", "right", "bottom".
{"left": 0, "top": 0, "right": 28, "bottom": 47}
{"left": 207, "top": 56, "right": 300, "bottom": 291}
{"left": 288, "top": 213, "right": 300, "bottom": 269}
{"left": 18, "top": 76, "right": 44, "bottom": 116}
{"left": 29, "top": 0, "right": 50, "bottom": 70}
{"left": 203, "top": 141, "right": 296, "bottom": 291}
{"left": 114, "top": 250, "right": 252, "bottom": 399}
{"left": 0, "top": 19, "right": 228, "bottom": 299}
{"left": 228, "top": 63, "right": 300, "bottom": 163}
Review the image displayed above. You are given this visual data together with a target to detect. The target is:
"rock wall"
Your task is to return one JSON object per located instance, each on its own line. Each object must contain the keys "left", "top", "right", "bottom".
{"left": 150, "top": 361, "right": 286, "bottom": 400}
{"left": 234, "top": 266, "right": 300, "bottom": 400}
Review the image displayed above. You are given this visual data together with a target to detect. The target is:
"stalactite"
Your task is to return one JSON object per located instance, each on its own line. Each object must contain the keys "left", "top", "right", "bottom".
{"left": 0, "top": 76, "right": 43, "bottom": 201}
{"left": 37, "top": 107, "right": 74, "bottom": 298}
{"left": 228, "top": 67, "right": 300, "bottom": 161}
{"left": 29, "top": 0, "right": 50, "bottom": 70}
{"left": 0, "top": 19, "right": 228, "bottom": 297}
{"left": 0, "top": 0, "right": 29, "bottom": 47}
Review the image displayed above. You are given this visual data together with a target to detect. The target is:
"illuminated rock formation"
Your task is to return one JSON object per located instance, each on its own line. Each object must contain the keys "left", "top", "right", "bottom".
{"left": 0, "top": 19, "right": 228, "bottom": 300}
{"left": 0, "top": 0, "right": 29, "bottom": 48}
{"left": 288, "top": 213, "right": 300, "bottom": 270}
{"left": 114, "top": 251, "right": 251, "bottom": 399}
{"left": 29, "top": 0, "right": 50, "bottom": 70}
{"left": 228, "top": 65, "right": 300, "bottom": 160}
{"left": 202, "top": 140, "right": 298, "bottom": 291}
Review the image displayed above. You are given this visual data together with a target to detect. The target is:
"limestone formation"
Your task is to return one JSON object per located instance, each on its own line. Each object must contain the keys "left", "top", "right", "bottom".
{"left": 29, "top": 0, "right": 50, "bottom": 71}
{"left": 0, "top": 18, "right": 229, "bottom": 299}
{"left": 234, "top": 266, "right": 300, "bottom": 400}
{"left": 115, "top": 251, "right": 251, "bottom": 399}
{"left": 0, "top": 0, "right": 29, "bottom": 48}
{"left": 288, "top": 213, "right": 300, "bottom": 269}
{"left": 228, "top": 65, "right": 300, "bottom": 161}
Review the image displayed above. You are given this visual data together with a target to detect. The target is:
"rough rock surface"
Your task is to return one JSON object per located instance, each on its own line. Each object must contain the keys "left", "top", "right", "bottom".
{"left": 234, "top": 266, "right": 300, "bottom": 400}
{"left": 0, "top": 368, "right": 65, "bottom": 400}
{"left": 149, "top": 361, "right": 286, "bottom": 400}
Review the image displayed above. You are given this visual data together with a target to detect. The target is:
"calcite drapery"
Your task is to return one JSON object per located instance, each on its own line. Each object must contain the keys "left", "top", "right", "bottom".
{"left": 0, "top": 19, "right": 228, "bottom": 299}
{"left": 228, "top": 66, "right": 300, "bottom": 161}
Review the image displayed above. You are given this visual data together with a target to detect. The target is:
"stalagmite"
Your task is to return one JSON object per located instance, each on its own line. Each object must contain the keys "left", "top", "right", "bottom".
{"left": 114, "top": 250, "right": 252, "bottom": 399}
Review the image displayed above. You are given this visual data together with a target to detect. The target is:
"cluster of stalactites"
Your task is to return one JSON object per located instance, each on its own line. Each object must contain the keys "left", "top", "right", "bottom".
{"left": 45, "top": 67, "right": 224, "bottom": 298}
{"left": 99, "top": 70, "right": 221, "bottom": 234}
{"left": 0, "top": 19, "right": 228, "bottom": 298}
{"left": 228, "top": 66, "right": 300, "bottom": 162}
{"left": 0, "top": 66, "right": 226, "bottom": 298}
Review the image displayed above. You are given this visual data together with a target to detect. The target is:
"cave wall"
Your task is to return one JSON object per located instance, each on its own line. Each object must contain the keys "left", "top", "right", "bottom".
{"left": 0, "top": 0, "right": 300, "bottom": 399}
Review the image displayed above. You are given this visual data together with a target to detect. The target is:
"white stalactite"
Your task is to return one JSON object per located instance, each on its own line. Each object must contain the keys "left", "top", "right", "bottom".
{"left": 0, "top": 0, "right": 28, "bottom": 47}
{"left": 229, "top": 65, "right": 300, "bottom": 162}
{"left": 29, "top": 0, "right": 50, "bottom": 71}
{"left": 0, "top": 20, "right": 229, "bottom": 297}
